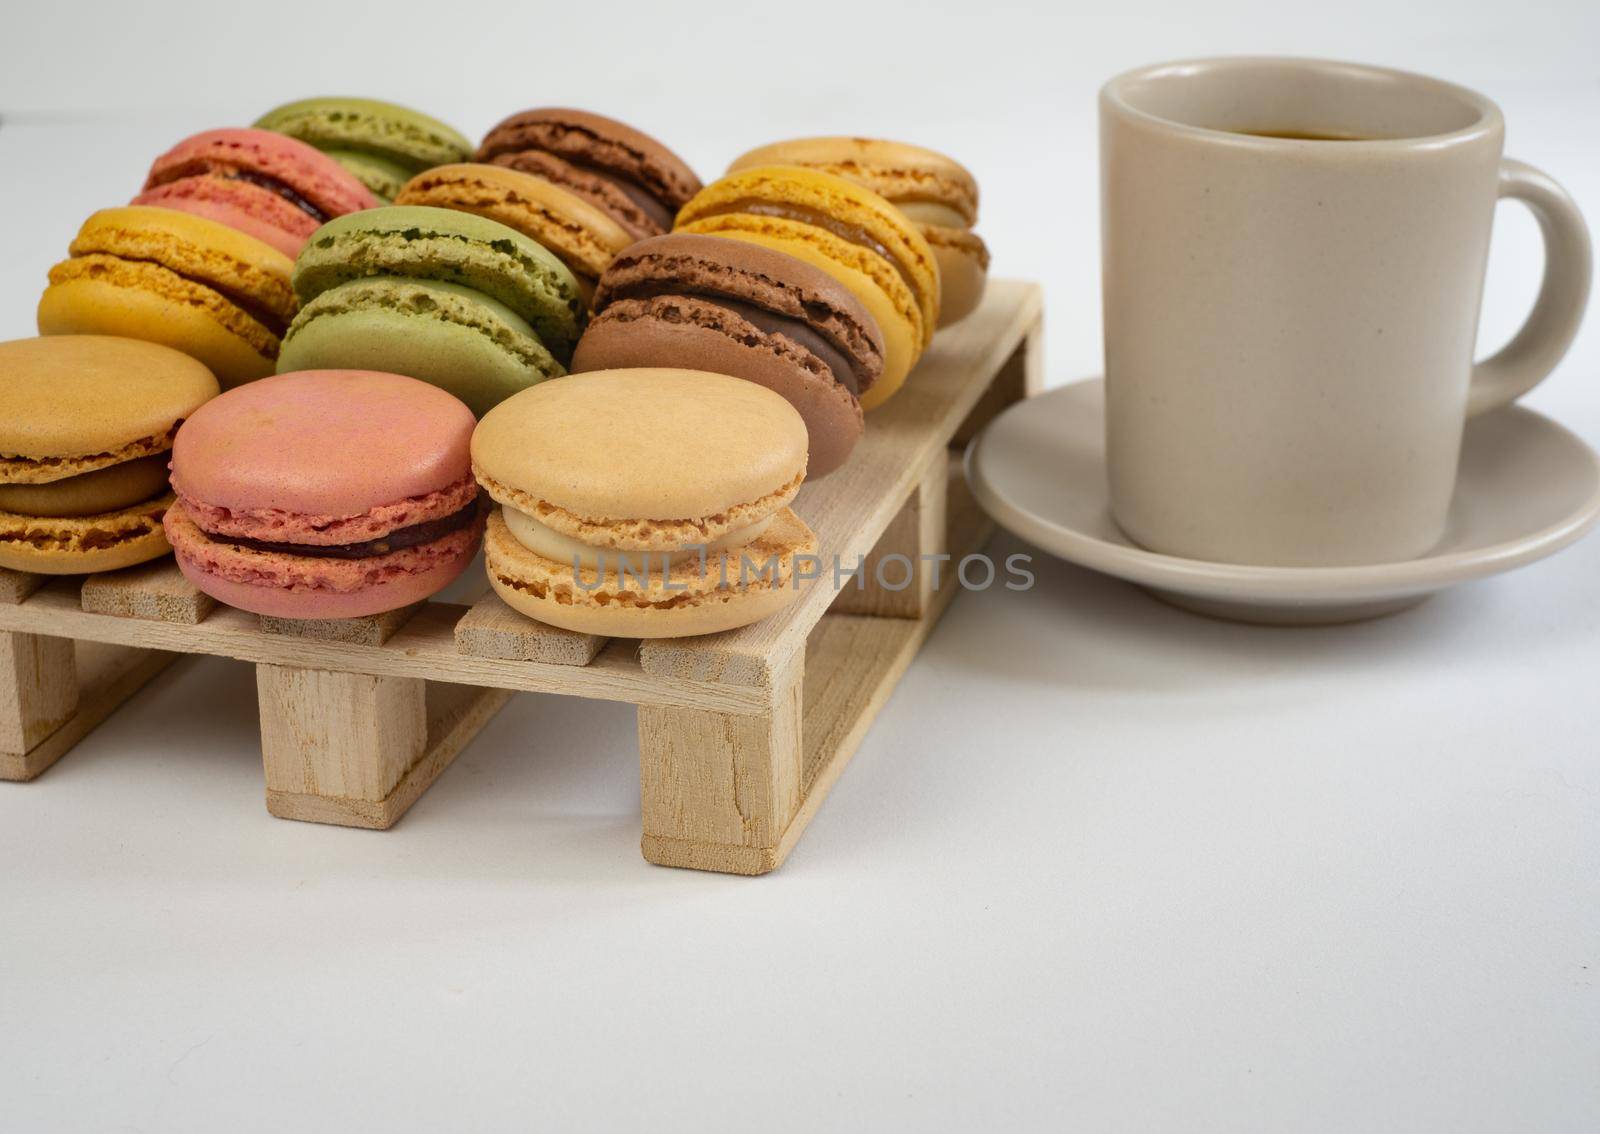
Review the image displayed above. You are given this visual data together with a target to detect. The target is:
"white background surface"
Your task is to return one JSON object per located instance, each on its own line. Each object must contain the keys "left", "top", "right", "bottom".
{"left": 3, "top": 1, "right": 1598, "bottom": 1130}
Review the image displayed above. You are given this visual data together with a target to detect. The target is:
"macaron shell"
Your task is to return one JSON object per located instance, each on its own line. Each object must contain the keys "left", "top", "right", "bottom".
{"left": 925, "top": 226, "right": 989, "bottom": 327}
{"left": 484, "top": 506, "right": 814, "bottom": 638}
{"left": 679, "top": 222, "right": 918, "bottom": 409}
{"left": 253, "top": 98, "right": 473, "bottom": 172}
{"left": 471, "top": 368, "right": 808, "bottom": 531}
{"left": 675, "top": 166, "right": 939, "bottom": 351}
{"left": 0, "top": 455, "right": 171, "bottom": 517}
{"left": 131, "top": 181, "right": 310, "bottom": 258}
{"left": 166, "top": 503, "right": 479, "bottom": 618}
{"left": 170, "top": 370, "right": 475, "bottom": 516}
{"left": 395, "top": 163, "right": 632, "bottom": 288}
{"left": 278, "top": 280, "right": 561, "bottom": 418}
{"left": 727, "top": 137, "right": 980, "bottom": 225}
{"left": 38, "top": 268, "right": 277, "bottom": 387}
{"left": 572, "top": 300, "right": 862, "bottom": 477}
{"left": 0, "top": 336, "right": 218, "bottom": 464}
{"left": 0, "top": 493, "right": 174, "bottom": 574}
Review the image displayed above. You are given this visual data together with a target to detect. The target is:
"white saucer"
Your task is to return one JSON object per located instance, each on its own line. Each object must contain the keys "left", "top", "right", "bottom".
{"left": 966, "top": 379, "right": 1600, "bottom": 624}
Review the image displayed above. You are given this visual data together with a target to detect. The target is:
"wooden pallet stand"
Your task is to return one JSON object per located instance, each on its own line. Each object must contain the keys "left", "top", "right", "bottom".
{"left": 0, "top": 280, "right": 1043, "bottom": 873}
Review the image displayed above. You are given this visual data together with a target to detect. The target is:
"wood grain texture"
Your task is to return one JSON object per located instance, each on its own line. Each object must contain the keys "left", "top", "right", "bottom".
{"left": 637, "top": 280, "right": 1042, "bottom": 688}
{"left": 260, "top": 602, "right": 422, "bottom": 646}
{"left": 0, "top": 630, "right": 79, "bottom": 757}
{"left": 0, "top": 569, "right": 47, "bottom": 606}
{"left": 638, "top": 652, "right": 804, "bottom": 875}
{"left": 454, "top": 593, "right": 607, "bottom": 665}
{"left": 0, "top": 593, "right": 763, "bottom": 714}
{"left": 80, "top": 560, "right": 215, "bottom": 624}
{"left": 257, "top": 665, "right": 427, "bottom": 802}
{"left": 264, "top": 681, "right": 512, "bottom": 829}
{"left": 830, "top": 453, "right": 950, "bottom": 619}
{"left": 0, "top": 641, "right": 175, "bottom": 782}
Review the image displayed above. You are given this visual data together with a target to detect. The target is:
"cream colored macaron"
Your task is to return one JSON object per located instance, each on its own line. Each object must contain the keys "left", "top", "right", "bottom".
{"left": 472, "top": 368, "right": 817, "bottom": 637}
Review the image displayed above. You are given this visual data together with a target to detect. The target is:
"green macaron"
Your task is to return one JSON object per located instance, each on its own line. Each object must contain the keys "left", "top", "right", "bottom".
{"left": 278, "top": 278, "right": 563, "bottom": 417}
{"left": 254, "top": 97, "right": 473, "bottom": 187}
{"left": 282, "top": 206, "right": 585, "bottom": 415}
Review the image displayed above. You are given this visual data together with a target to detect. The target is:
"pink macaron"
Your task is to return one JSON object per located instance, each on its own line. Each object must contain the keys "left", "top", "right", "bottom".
{"left": 134, "top": 128, "right": 378, "bottom": 258}
{"left": 163, "top": 370, "right": 482, "bottom": 619}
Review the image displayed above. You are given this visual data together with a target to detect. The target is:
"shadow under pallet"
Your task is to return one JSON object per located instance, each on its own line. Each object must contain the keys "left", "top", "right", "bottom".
{"left": 0, "top": 280, "right": 1043, "bottom": 874}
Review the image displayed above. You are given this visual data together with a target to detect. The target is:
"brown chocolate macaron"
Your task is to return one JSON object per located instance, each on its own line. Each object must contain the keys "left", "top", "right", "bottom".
{"left": 476, "top": 109, "right": 701, "bottom": 241}
{"left": 570, "top": 233, "right": 885, "bottom": 478}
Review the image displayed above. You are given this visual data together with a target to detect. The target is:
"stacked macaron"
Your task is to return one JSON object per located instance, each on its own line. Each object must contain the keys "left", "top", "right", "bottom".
{"left": 729, "top": 139, "right": 990, "bottom": 326}
{"left": 38, "top": 206, "right": 297, "bottom": 386}
{"left": 164, "top": 371, "right": 483, "bottom": 618}
{"left": 277, "top": 206, "right": 585, "bottom": 416}
{"left": 0, "top": 336, "right": 219, "bottom": 575}
{"left": 573, "top": 233, "right": 885, "bottom": 477}
{"left": 675, "top": 166, "right": 939, "bottom": 409}
{"left": 392, "top": 109, "right": 700, "bottom": 302}
{"left": 133, "top": 128, "right": 378, "bottom": 258}
{"left": 475, "top": 109, "right": 702, "bottom": 241}
{"left": 254, "top": 98, "right": 474, "bottom": 203}
{"left": 473, "top": 369, "right": 816, "bottom": 637}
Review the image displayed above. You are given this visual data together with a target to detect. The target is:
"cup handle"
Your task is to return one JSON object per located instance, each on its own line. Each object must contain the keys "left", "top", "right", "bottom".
{"left": 1468, "top": 159, "right": 1593, "bottom": 417}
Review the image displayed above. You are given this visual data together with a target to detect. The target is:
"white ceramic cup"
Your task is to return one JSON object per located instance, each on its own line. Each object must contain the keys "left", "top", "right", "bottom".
{"left": 1101, "top": 58, "right": 1592, "bottom": 567}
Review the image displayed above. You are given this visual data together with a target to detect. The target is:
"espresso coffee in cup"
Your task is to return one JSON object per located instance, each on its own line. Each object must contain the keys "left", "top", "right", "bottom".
{"left": 1100, "top": 58, "right": 1592, "bottom": 567}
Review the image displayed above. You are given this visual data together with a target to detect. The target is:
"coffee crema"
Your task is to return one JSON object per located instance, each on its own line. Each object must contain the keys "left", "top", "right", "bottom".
{"left": 1233, "top": 129, "right": 1373, "bottom": 141}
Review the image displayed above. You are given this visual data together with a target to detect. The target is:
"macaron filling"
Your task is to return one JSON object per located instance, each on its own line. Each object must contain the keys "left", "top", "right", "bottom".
{"left": 196, "top": 498, "right": 480, "bottom": 559}
{"left": 502, "top": 504, "right": 774, "bottom": 571}
{"left": 0, "top": 454, "right": 171, "bottom": 518}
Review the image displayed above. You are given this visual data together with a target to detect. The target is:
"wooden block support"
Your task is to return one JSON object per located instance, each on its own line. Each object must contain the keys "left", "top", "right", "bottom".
{"left": 454, "top": 593, "right": 607, "bottom": 665}
{"left": 1, "top": 569, "right": 47, "bottom": 606}
{"left": 638, "top": 653, "right": 804, "bottom": 875}
{"left": 0, "top": 638, "right": 176, "bottom": 782}
{"left": 258, "top": 663, "right": 512, "bottom": 829}
{"left": 260, "top": 602, "right": 423, "bottom": 646}
{"left": 81, "top": 560, "right": 215, "bottom": 624}
{"left": 0, "top": 630, "right": 78, "bottom": 759}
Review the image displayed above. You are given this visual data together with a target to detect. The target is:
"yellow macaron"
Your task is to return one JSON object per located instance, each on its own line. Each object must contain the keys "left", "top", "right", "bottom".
{"left": 674, "top": 166, "right": 939, "bottom": 409}
{"left": 728, "top": 138, "right": 990, "bottom": 327}
{"left": 37, "top": 206, "right": 297, "bottom": 387}
{"left": 395, "top": 162, "right": 633, "bottom": 303}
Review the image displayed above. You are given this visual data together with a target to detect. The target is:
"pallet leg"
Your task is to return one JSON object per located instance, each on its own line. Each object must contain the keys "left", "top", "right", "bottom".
{"left": 257, "top": 664, "right": 511, "bottom": 830}
{"left": 638, "top": 654, "right": 804, "bottom": 875}
{"left": 1, "top": 634, "right": 176, "bottom": 782}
